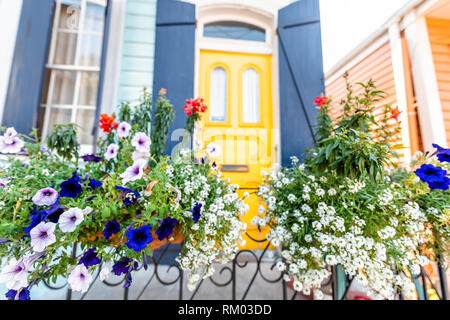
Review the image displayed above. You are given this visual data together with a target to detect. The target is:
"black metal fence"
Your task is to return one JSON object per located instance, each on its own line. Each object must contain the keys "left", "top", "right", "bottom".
{"left": 37, "top": 231, "right": 448, "bottom": 301}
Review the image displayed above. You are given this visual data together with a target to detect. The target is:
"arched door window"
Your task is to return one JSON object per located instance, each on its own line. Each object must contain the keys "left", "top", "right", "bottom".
{"left": 242, "top": 68, "right": 260, "bottom": 123}
{"left": 204, "top": 21, "right": 266, "bottom": 42}
{"left": 210, "top": 67, "right": 227, "bottom": 122}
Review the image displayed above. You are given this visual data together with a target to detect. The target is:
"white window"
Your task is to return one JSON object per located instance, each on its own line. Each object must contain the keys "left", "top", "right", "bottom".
{"left": 242, "top": 68, "right": 260, "bottom": 123}
{"left": 210, "top": 67, "right": 227, "bottom": 122}
{"left": 39, "top": 0, "right": 107, "bottom": 150}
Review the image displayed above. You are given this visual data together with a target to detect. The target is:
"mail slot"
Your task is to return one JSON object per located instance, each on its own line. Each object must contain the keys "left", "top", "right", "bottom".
{"left": 221, "top": 165, "right": 249, "bottom": 172}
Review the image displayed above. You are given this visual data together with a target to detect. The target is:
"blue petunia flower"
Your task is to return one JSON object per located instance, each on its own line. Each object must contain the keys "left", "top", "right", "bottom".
{"left": 415, "top": 164, "right": 450, "bottom": 191}
{"left": 190, "top": 203, "right": 202, "bottom": 223}
{"left": 103, "top": 220, "right": 121, "bottom": 240}
{"left": 433, "top": 144, "right": 450, "bottom": 163}
{"left": 115, "top": 186, "right": 140, "bottom": 206}
{"left": 125, "top": 225, "right": 153, "bottom": 252}
{"left": 5, "top": 288, "right": 30, "bottom": 300}
{"left": 24, "top": 208, "right": 47, "bottom": 236}
{"left": 88, "top": 178, "right": 102, "bottom": 190}
{"left": 415, "top": 164, "right": 447, "bottom": 183}
{"left": 112, "top": 257, "right": 138, "bottom": 276}
{"left": 60, "top": 172, "right": 83, "bottom": 198}
{"left": 24, "top": 196, "right": 67, "bottom": 235}
{"left": 155, "top": 217, "right": 178, "bottom": 241}
{"left": 44, "top": 201, "right": 67, "bottom": 223}
{"left": 428, "top": 177, "right": 450, "bottom": 191}
{"left": 79, "top": 248, "right": 102, "bottom": 267}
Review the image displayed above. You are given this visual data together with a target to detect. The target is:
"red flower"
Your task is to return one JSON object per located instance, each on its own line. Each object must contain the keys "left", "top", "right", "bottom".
{"left": 183, "top": 98, "right": 208, "bottom": 115}
{"left": 99, "top": 114, "right": 118, "bottom": 133}
{"left": 159, "top": 88, "right": 167, "bottom": 96}
{"left": 391, "top": 107, "right": 402, "bottom": 121}
{"left": 314, "top": 96, "right": 328, "bottom": 108}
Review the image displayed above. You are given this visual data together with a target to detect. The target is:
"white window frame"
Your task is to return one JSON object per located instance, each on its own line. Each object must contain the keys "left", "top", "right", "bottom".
{"left": 40, "top": 0, "right": 107, "bottom": 153}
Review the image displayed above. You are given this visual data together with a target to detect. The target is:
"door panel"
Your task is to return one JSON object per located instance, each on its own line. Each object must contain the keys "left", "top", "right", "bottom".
{"left": 199, "top": 50, "right": 273, "bottom": 249}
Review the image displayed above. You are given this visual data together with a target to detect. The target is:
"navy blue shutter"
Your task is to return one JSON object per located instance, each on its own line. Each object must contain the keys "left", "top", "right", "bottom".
{"left": 153, "top": 0, "right": 196, "bottom": 155}
{"left": 2, "top": 0, "right": 55, "bottom": 134}
{"left": 278, "top": 0, "right": 325, "bottom": 166}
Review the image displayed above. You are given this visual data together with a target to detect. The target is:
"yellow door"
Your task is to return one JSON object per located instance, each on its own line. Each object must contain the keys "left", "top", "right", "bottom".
{"left": 198, "top": 50, "right": 273, "bottom": 249}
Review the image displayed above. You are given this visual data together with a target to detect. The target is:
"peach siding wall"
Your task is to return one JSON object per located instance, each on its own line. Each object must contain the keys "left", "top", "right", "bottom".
{"left": 427, "top": 18, "right": 450, "bottom": 146}
{"left": 325, "top": 41, "right": 407, "bottom": 162}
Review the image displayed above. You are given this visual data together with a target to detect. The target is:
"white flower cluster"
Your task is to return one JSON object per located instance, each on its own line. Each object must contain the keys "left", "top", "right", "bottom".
{"left": 260, "top": 160, "right": 433, "bottom": 300}
{"left": 172, "top": 150, "right": 248, "bottom": 291}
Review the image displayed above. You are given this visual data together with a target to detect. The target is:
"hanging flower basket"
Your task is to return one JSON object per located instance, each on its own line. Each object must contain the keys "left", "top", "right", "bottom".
{"left": 0, "top": 89, "right": 248, "bottom": 300}
{"left": 260, "top": 82, "right": 450, "bottom": 300}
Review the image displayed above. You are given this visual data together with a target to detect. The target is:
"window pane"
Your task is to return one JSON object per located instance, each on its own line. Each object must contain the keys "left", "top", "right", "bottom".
{"left": 54, "top": 32, "right": 77, "bottom": 65}
{"left": 210, "top": 67, "right": 227, "bottom": 122}
{"left": 46, "top": 107, "right": 72, "bottom": 136}
{"left": 37, "top": 107, "right": 47, "bottom": 138}
{"left": 52, "top": 70, "right": 76, "bottom": 105}
{"left": 78, "top": 72, "right": 99, "bottom": 106}
{"left": 58, "top": 3, "right": 81, "bottom": 30}
{"left": 242, "top": 69, "right": 260, "bottom": 123}
{"left": 41, "top": 70, "right": 51, "bottom": 104}
{"left": 84, "top": 3, "right": 105, "bottom": 32}
{"left": 204, "top": 21, "right": 266, "bottom": 42}
{"left": 76, "top": 109, "right": 95, "bottom": 145}
{"left": 79, "top": 34, "right": 103, "bottom": 66}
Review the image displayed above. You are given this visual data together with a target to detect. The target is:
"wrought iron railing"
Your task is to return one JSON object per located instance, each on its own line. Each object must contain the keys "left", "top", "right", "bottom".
{"left": 37, "top": 232, "right": 448, "bottom": 300}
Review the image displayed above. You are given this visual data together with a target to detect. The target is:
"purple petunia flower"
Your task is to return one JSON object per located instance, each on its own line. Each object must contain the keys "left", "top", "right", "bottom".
{"left": 0, "top": 257, "right": 31, "bottom": 291}
{"left": 117, "top": 122, "right": 132, "bottom": 138}
{"left": 4, "top": 127, "right": 17, "bottom": 139}
{"left": 5, "top": 288, "right": 30, "bottom": 300}
{"left": 125, "top": 225, "right": 153, "bottom": 252}
{"left": 104, "top": 143, "right": 119, "bottom": 161}
{"left": 0, "top": 178, "right": 10, "bottom": 189}
{"left": 103, "top": 220, "right": 121, "bottom": 240}
{"left": 190, "top": 203, "right": 202, "bottom": 223}
{"left": 32, "top": 187, "right": 59, "bottom": 207}
{"left": 120, "top": 159, "right": 147, "bottom": 185}
{"left": 58, "top": 207, "right": 88, "bottom": 232}
{"left": 155, "top": 217, "right": 178, "bottom": 241}
{"left": 0, "top": 130, "right": 24, "bottom": 154}
{"left": 60, "top": 172, "right": 83, "bottom": 198}
{"left": 112, "top": 257, "right": 138, "bottom": 276}
{"left": 433, "top": 144, "right": 450, "bottom": 163}
{"left": 68, "top": 264, "right": 93, "bottom": 293}
{"left": 131, "top": 132, "right": 151, "bottom": 153}
{"left": 30, "top": 221, "right": 56, "bottom": 252}
{"left": 79, "top": 248, "right": 102, "bottom": 267}
{"left": 81, "top": 154, "right": 102, "bottom": 163}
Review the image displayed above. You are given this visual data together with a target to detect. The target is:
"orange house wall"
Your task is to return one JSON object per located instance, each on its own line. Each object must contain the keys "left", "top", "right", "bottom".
{"left": 325, "top": 41, "right": 407, "bottom": 162}
{"left": 427, "top": 18, "right": 450, "bottom": 146}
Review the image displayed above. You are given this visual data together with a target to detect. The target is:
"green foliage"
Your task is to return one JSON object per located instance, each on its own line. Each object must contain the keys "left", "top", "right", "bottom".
{"left": 46, "top": 123, "right": 80, "bottom": 161}
{"left": 184, "top": 112, "right": 200, "bottom": 136}
{"left": 150, "top": 91, "right": 175, "bottom": 160}
{"left": 117, "top": 87, "right": 153, "bottom": 135}
{"left": 308, "top": 78, "right": 402, "bottom": 182}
